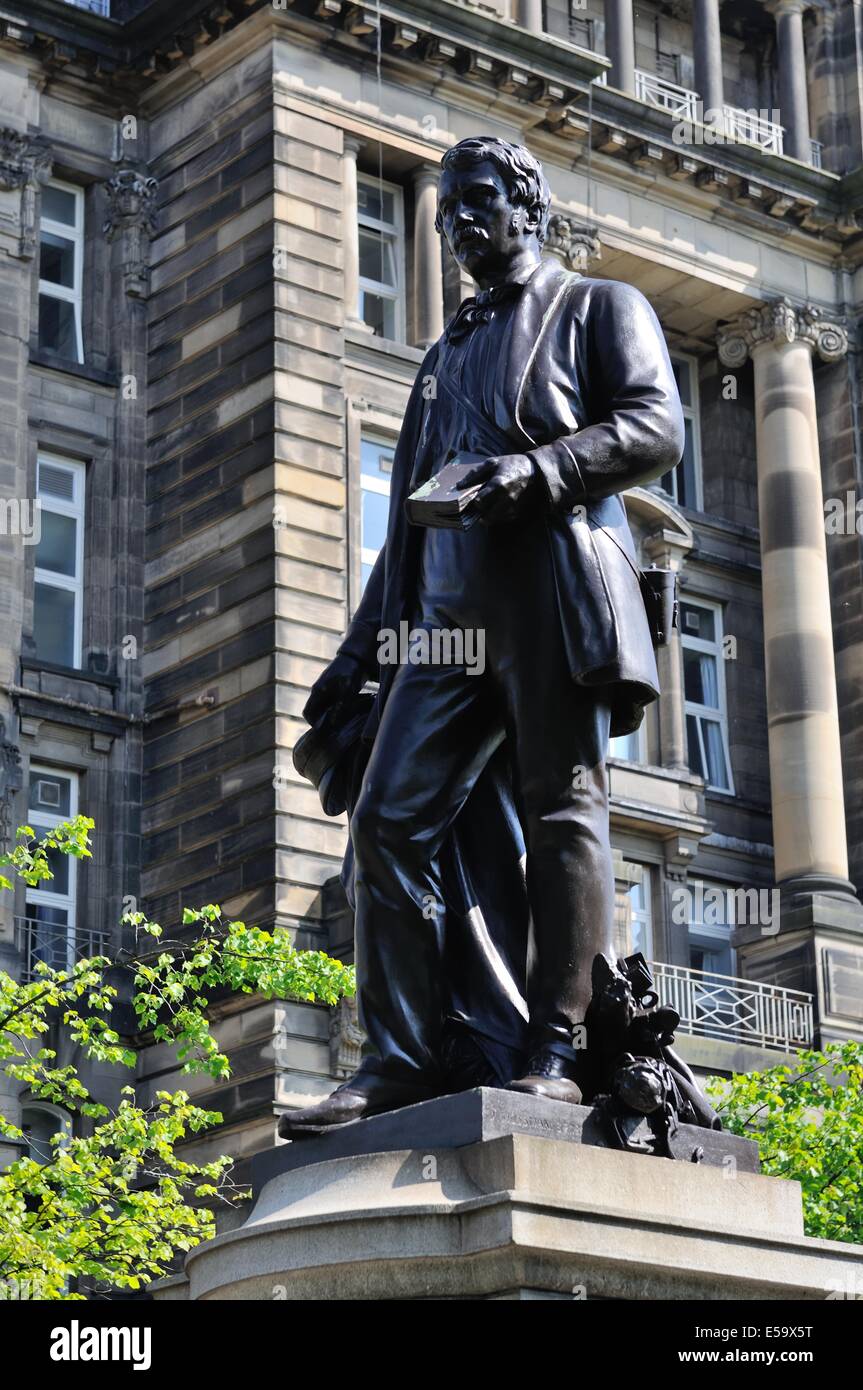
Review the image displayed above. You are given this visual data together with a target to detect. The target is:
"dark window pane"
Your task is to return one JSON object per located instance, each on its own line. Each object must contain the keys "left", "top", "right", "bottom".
{"left": 671, "top": 357, "right": 692, "bottom": 407}
{"left": 680, "top": 602, "right": 715, "bottom": 643}
{"left": 24, "top": 904, "right": 70, "bottom": 976}
{"left": 358, "top": 228, "right": 396, "bottom": 287}
{"left": 686, "top": 713, "right": 704, "bottom": 777}
{"left": 38, "top": 295, "right": 78, "bottom": 360}
{"left": 357, "top": 181, "right": 395, "bottom": 223}
{"left": 34, "top": 582, "right": 76, "bottom": 666}
{"left": 678, "top": 419, "right": 697, "bottom": 507}
{"left": 35, "top": 510, "right": 77, "bottom": 577}
{"left": 683, "top": 648, "right": 719, "bottom": 707}
{"left": 359, "top": 290, "right": 395, "bottom": 338}
{"left": 702, "top": 718, "right": 731, "bottom": 789}
{"left": 29, "top": 772, "right": 71, "bottom": 816}
{"left": 39, "top": 231, "right": 75, "bottom": 288}
{"left": 41, "top": 186, "right": 77, "bottom": 225}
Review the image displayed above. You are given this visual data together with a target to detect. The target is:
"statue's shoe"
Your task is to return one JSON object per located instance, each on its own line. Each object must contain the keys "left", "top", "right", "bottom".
{"left": 507, "top": 1043, "right": 583, "bottom": 1105}
{"left": 278, "top": 1066, "right": 438, "bottom": 1139}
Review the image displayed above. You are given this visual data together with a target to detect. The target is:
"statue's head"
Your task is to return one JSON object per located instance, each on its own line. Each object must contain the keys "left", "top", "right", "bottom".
{"left": 434, "top": 136, "right": 550, "bottom": 279}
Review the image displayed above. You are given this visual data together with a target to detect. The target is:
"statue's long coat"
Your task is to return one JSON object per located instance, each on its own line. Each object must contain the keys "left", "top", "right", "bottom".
{"left": 337, "top": 260, "right": 684, "bottom": 1069}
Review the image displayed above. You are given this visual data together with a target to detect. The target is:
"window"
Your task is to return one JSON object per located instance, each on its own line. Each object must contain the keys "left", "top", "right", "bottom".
{"left": 629, "top": 868, "right": 653, "bottom": 960}
{"left": 687, "top": 880, "right": 735, "bottom": 976}
{"left": 660, "top": 355, "right": 701, "bottom": 509}
{"left": 357, "top": 175, "right": 405, "bottom": 341}
{"left": 21, "top": 1104, "right": 69, "bottom": 1165}
{"left": 656, "top": 50, "right": 681, "bottom": 85}
{"left": 360, "top": 434, "right": 395, "bottom": 590}
{"left": 614, "top": 864, "right": 653, "bottom": 961}
{"left": 24, "top": 768, "right": 79, "bottom": 976}
{"left": 569, "top": 12, "right": 594, "bottom": 49}
{"left": 608, "top": 725, "right": 645, "bottom": 763}
{"left": 38, "top": 181, "right": 84, "bottom": 363}
{"left": 34, "top": 454, "right": 85, "bottom": 669}
{"left": 681, "top": 598, "right": 733, "bottom": 792}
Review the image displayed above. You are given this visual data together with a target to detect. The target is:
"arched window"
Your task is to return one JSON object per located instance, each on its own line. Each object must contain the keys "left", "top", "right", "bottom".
{"left": 21, "top": 1103, "right": 69, "bottom": 1165}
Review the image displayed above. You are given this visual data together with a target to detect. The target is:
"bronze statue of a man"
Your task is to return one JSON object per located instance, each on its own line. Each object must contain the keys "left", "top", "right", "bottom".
{"left": 281, "top": 137, "right": 684, "bottom": 1137}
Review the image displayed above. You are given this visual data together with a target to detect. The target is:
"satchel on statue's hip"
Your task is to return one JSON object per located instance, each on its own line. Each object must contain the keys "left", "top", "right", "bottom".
{"left": 638, "top": 566, "right": 678, "bottom": 648}
{"left": 432, "top": 360, "right": 678, "bottom": 649}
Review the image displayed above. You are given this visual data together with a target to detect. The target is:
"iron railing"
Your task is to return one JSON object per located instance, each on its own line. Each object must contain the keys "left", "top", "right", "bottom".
{"left": 651, "top": 960, "right": 813, "bottom": 1051}
{"left": 635, "top": 68, "right": 699, "bottom": 121}
{"left": 721, "top": 104, "right": 785, "bottom": 155}
{"left": 15, "top": 916, "right": 111, "bottom": 983}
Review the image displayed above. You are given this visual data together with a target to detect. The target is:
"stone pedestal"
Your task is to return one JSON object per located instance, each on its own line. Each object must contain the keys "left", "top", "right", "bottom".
{"left": 155, "top": 1091, "right": 863, "bottom": 1300}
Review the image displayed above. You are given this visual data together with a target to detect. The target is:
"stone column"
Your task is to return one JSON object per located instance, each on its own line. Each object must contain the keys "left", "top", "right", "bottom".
{"left": 516, "top": 0, "right": 543, "bottom": 35}
{"left": 769, "top": 0, "right": 813, "bottom": 163}
{"left": 342, "top": 134, "right": 370, "bottom": 333}
{"left": 411, "top": 163, "right": 444, "bottom": 350}
{"left": 692, "top": 0, "right": 725, "bottom": 122}
{"left": 603, "top": 0, "right": 635, "bottom": 95}
{"left": 644, "top": 530, "right": 693, "bottom": 773}
{"left": 717, "top": 300, "right": 850, "bottom": 892}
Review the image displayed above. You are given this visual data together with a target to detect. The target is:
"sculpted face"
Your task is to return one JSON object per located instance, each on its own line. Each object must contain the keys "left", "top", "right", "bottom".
{"left": 437, "top": 158, "right": 539, "bottom": 282}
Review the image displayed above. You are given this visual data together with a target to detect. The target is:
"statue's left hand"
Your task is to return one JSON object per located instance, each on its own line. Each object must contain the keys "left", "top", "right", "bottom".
{"left": 457, "top": 453, "right": 537, "bottom": 526}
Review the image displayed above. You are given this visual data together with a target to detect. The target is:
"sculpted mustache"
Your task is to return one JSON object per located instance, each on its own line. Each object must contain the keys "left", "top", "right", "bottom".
{"left": 455, "top": 226, "right": 488, "bottom": 245}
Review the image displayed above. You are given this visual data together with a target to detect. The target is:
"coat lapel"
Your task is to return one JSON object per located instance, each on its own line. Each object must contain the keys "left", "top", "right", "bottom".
{"left": 496, "top": 258, "right": 572, "bottom": 446}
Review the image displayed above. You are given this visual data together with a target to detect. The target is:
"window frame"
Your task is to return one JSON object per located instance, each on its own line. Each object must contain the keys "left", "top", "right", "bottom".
{"left": 21, "top": 1101, "right": 71, "bottom": 1165}
{"left": 34, "top": 452, "right": 86, "bottom": 670}
{"left": 686, "top": 877, "right": 737, "bottom": 979}
{"left": 25, "top": 766, "right": 80, "bottom": 975}
{"left": 356, "top": 172, "right": 406, "bottom": 344}
{"left": 568, "top": 11, "right": 594, "bottom": 50}
{"left": 359, "top": 431, "right": 396, "bottom": 592}
{"left": 38, "top": 178, "right": 85, "bottom": 365}
{"left": 608, "top": 723, "right": 646, "bottom": 764}
{"left": 680, "top": 596, "right": 734, "bottom": 794}
{"left": 629, "top": 865, "right": 654, "bottom": 961}
{"left": 661, "top": 352, "right": 702, "bottom": 511}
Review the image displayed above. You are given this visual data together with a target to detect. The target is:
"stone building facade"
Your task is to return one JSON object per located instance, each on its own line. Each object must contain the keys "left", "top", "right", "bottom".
{"left": 1, "top": 0, "right": 863, "bottom": 1197}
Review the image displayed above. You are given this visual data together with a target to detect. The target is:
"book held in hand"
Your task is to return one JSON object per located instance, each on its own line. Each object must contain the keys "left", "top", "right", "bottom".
{"left": 406, "top": 452, "right": 486, "bottom": 530}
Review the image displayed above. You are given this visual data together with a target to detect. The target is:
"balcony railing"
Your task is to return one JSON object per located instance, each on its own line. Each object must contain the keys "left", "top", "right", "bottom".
{"left": 635, "top": 68, "right": 699, "bottom": 121}
{"left": 652, "top": 961, "right": 814, "bottom": 1052}
{"left": 15, "top": 916, "right": 111, "bottom": 983}
{"left": 721, "top": 104, "right": 784, "bottom": 156}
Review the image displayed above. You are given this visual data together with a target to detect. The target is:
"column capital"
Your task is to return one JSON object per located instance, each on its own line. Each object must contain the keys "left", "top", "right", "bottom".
{"left": 0, "top": 127, "right": 52, "bottom": 260}
{"left": 342, "top": 132, "right": 365, "bottom": 157}
{"left": 0, "top": 128, "right": 52, "bottom": 190}
{"left": 410, "top": 161, "right": 441, "bottom": 191}
{"left": 765, "top": 0, "right": 811, "bottom": 16}
{"left": 544, "top": 213, "right": 601, "bottom": 273}
{"left": 717, "top": 297, "right": 848, "bottom": 367}
{"left": 102, "top": 169, "right": 159, "bottom": 299}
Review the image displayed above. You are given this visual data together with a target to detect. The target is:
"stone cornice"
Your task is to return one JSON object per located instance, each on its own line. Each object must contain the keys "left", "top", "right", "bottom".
{"left": 4, "top": 0, "right": 863, "bottom": 257}
{"left": 717, "top": 297, "right": 849, "bottom": 366}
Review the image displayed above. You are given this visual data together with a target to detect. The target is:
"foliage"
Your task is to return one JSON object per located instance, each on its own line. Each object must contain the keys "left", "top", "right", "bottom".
{"left": 706, "top": 1041, "right": 863, "bottom": 1245}
{"left": 0, "top": 818, "right": 355, "bottom": 1299}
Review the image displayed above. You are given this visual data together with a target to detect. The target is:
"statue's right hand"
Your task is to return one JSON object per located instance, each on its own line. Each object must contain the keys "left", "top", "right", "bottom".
{"left": 303, "top": 652, "right": 367, "bottom": 726}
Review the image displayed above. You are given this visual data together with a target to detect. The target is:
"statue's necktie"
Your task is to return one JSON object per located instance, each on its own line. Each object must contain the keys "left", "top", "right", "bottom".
{"left": 444, "top": 280, "right": 523, "bottom": 343}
